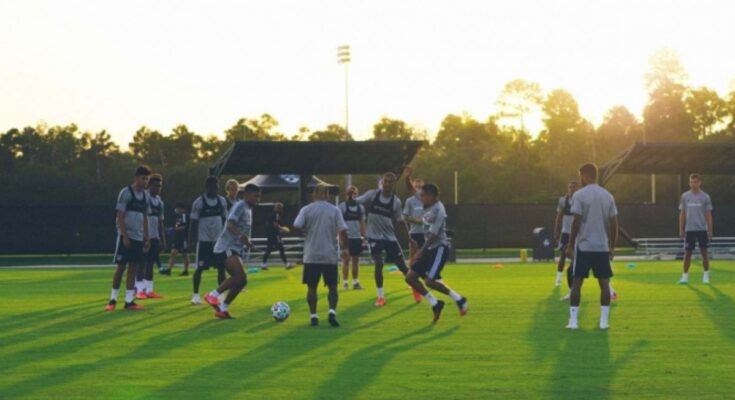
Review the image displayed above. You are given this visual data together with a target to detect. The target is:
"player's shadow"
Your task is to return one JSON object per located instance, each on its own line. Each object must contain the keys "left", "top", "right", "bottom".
{"left": 688, "top": 285, "right": 735, "bottom": 343}
{"left": 526, "top": 288, "right": 567, "bottom": 364}
{"left": 307, "top": 325, "right": 460, "bottom": 400}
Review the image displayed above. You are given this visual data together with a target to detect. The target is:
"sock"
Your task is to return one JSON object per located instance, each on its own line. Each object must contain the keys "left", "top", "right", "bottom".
{"left": 704, "top": 271, "right": 710, "bottom": 278}
{"left": 220, "top": 302, "right": 229, "bottom": 312}
{"left": 343, "top": 279, "right": 349, "bottom": 285}
{"left": 377, "top": 287, "right": 385, "bottom": 298}
{"left": 683, "top": 272, "right": 689, "bottom": 279}
{"left": 424, "top": 292, "right": 439, "bottom": 306}
{"left": 601, "top": 305, "right": 610, "bottom": 324}
{"left": 448, "top": 290, "right": 463, "bottom": 301}
{"left": 329, "top": 309, "right": 336, "bottom": 315}
{"left": 110, "top": 288, "right": 119, "bottom": 301}
{"left": 353, "top": 278, "right": 359, "bottom": 284}
{"left": 311, "top": 313, "right": 318, "bottom": 319}
{"left": 210, "top": 290, "right": 220, "bottom": 298}
{"left": 135, "top": 280, "right": 144, "bottom": 292}
{"left": 146, "top": 280, "right": 153, "bottom": 292}
{"left": 569, "top": 306, "right": 579, "bottom": 323}
{"left": 556, "top": 271, "right": 563, "bottom": 280}
{"left": 125, "top": 290, "right": 135, "bottom": 303}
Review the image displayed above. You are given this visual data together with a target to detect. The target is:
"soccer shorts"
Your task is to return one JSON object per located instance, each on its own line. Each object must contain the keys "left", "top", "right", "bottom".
{"left": 347, "top": 238, "right": 363, "bottom": 257}
{"left": 572, "top": 250, "right": 613, "bottom": 279}
{"left": 196, "top": 241, "right": 217, "bottom": 270}
{"left": 173, "top": 232, "right": 188, "bottom": 253}
{"left": 411, "top": 245, "right": 449, "bottom": 280}
{"left": 114, "top": 237, "right": 144, "bottom": 265}
{"left": 410, "top": 233, "right": 426, "bottom": 249}
{"left": 558, "top": 233, "right": 570, "bottom": 251}
{"left": 368, "top": 239, "right": 404, "bottom": 263}
{"left": 685, "top": 231, "right": 709, "bottom": 251}
{"left": 302, "top": 263, "right": 338, "bottom": 288}
{"left": 145, "top": 238, "right": 161, "bottom": 264}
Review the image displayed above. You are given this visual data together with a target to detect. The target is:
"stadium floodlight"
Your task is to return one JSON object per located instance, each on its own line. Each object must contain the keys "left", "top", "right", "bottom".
{"left": 337, "top": 45, "right": 352, "bottom": 186}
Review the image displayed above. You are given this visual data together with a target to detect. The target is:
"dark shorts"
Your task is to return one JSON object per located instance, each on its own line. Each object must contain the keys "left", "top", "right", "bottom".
{"left": 348, "top": 238, "right": 363, "bottom": 257}
{"left": 173, "top": 232, "right": 188, "bottom": 253}
{"left": 267, "top": 234, "right": 282, "bottom": 247}
{"left": 368, "top": 239, "right": 404, "bottom": 263}
{"left": 302, "top": 263, "right": 338, "bottom": 288}
{"left": 558, "top": 233, "right": 570, "bottom": 251}
{"left": 685, "top": 231, "right": 709, "bottom": 251}
{"left": 410, "top": 233, "right": 426, "bottom": 249}
{"left": 411, "top": 245, "right": 448, "bottom": 280}
{"left": 145, "top": 238, "right": 161, "bottom": 264}
{"left": 196, "top": 241, "right": 219, "bottom": 270}
{"left": 114, "top": 237, "right": 144, "bottom": 265}
{"left": 572, "top": 250, "right": 613, "bottom": 279}
{"left": 213, "top": 250, "right": 246, "bottom": 277}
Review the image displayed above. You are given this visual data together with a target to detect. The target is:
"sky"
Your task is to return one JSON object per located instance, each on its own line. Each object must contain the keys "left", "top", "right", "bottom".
{"left": 1, "top": 0, "right": 734, "bottom": 147}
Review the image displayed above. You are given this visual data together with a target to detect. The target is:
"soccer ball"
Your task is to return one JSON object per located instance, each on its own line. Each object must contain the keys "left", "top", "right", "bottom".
{"left": 271, "top": 301, "right": 290, "bottom": 322}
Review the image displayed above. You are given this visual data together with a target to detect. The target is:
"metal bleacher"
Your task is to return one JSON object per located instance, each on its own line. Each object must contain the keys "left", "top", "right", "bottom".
{"left": 634, "top": 237, "right": 735, "bottom": 260}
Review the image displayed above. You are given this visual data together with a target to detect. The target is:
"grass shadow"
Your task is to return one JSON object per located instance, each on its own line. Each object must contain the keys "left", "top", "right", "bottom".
{"left": 687, "top": 285, "right": 735, "bottom": 343}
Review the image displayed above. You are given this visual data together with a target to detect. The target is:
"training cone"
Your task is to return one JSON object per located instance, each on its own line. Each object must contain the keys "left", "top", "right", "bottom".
{"left": 493, "top": 264, "right": 504, "bottom": 269}
{"left": 626, "top": 263, "right": 637, "bottom": 269}
{"left": 387, "top": 266, "right": 399, "bottom": 272}
{"left": 247, "top": 267, "right": 260, "bottom": 273}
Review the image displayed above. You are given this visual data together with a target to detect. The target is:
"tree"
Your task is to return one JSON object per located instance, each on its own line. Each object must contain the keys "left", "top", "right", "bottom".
{"left": 372, "top": 117, "right": 416, "bottom": 140}
{"left": 685, "top": 87, "right": 727, "bottom": 139}
{"left": 129, "top": 126, "right": 167, "bottom": 168}
{"left": 308, "top": 124, "right": 351, "bottom": 141}
{"left": 595, "top": 106, "right": 643, "bottom": 160}
{"left": 642, "top": 49, "right": 695, "bottom": 141}
{"left": 224, "top": 114, "right": 287, "bottom": 142}
{"left": 495, "top": 79, "right": 543, "bottom": 132}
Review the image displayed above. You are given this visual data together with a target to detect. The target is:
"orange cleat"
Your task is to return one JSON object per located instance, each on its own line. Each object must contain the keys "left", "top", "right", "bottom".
{"left": 135, "top": 292, "right": 148, "bottom": 300}
{"left": 124, "top": 302, "right": 145, "bottom": 311}
{"left": 214, "top": 310, "right": 233, "bottom": 319}
{"left": 105, "top": 300, "right": 116, "bottom": 312}
{"left": 411, "top": 287, "right": 423, "bottom": 303}
{"left": 146, "top": 292, "right": 163, "bottom": 299}
{"left": 204, "top": 294, "right": 220, "bottom": 311}
{"left": 375, "top": 297, "right": 386, "bottom": 307}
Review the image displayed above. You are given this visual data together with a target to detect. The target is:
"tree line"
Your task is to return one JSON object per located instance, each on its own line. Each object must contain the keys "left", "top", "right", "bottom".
{"left": 2, "top": 49, "right": 735, "bottom": 209}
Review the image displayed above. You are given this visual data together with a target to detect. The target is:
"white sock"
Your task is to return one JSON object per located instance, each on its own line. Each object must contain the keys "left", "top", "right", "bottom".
{"left": 682, "top": 272, "right": 689, "bottom": 279}
{"left": 135, "top": 280, "right": 144, "bottom": 292}
{"left": 556, "top": 271, "right": 563, "bottom": 280}
{"left": 311, "top": 313, "right": 318, "bottom": 319}
{"left": 601, "top": 305, "right": 610, "bottom": 324}
{"left": 704, "top": 271, "right": 710, "bottom": 278}
{"left": 377, "top": 287, "right": 385, "bottom": 298}
{"left": 110, "top": 288, "right": 119, "bottom": 301}
{"left": 146, "top": 280, "right": 153, "bottom": 292}
{"left": 353, "top": 278, "right": 359, "bottom": 284}
{"left": 192, "top": 292, "right": 200, "bottom": 298}
{"left": 329, "top": 309, "right": 336, "bottom": 315}
{"left": 125, "top": 290, "right": 135, "bottom": 303}
{"left": 569, "top": 306, "right": 579, "bottom": 323}
{"left": 210, "top": 290, "right": 220, "bottom": 298}
{"left": 448, "top": 290, "right": 463, "bottom": 301}
{"left": 343, "top": 279, "right": 349, "bottom": 285}
{"left": 424, "top": 292, "right": 438, "bottom": 306}
{"left": 220, "top": 302, "right": 229, "bottom": 312}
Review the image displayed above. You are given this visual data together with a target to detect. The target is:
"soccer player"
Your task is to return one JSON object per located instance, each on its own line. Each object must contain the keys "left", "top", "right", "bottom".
{"left": 224, "top": 179, "right": 239, "bottom": 212}
{"left": 554, "top": 181, "right": 577, "bottom": 295}
{"left": 293, "top": 184, "right": 349, "bottom": 327}
{"left": 402, "top": 171, "right": 425, "bottom": 263}
{"left": 106, "top": 165, "right": 151, "bottom": 311}
{"left": 565, "top": 163, "right": 618, "bottom": 330}
{"left": 338, "top": 185, "right": 367, "bottom": 290}
{"left": 167, "top": 202, "right": 191, "bottom": 276}
{"left": 405, "top": 183, "right": 468, "bottom": 323}
{"left": 189, "top": 176, "right": 228, "bottom": 305}
{"left": 135, "top": 173, "right": 165, "bottom": 300}
{"left": 355, "top": 172, "right": 420, "bottom": 306}
{"left": 678, "top": 173, "right": 714, "bottom": 284}
{"left": 261, "top": 202, "right": 294, "bottom": 270}
{"left": 203, "top": 183, "right": 261, "bottom": 319}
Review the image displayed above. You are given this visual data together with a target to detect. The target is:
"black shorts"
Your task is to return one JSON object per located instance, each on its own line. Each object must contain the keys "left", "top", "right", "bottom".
{"left": 267, "top": 234, "right": 283, "bottom": 247}
{"left": 302, "top": 263, "right": 338, "bottom": 287}
{"left": 558, "top": 233, "right": 570, "bottom": 251}
{"left": 145, "top": 238, "right": 161, "bottom": 264}
{"left": 410, "top": 233, "right": 426, "bottom": 249}
{"left": 368, "top": 239, "right": 404, "bottom": 263}
{"left": 348, "top": 238, "right": 363, "bottom": 257}
{"left": 114, "top": 237, "right": 144, "bottom": 265}
{"left": 411, "top": 245, "right": 448, "bottom": 280}
{"left": 572, "top": 250, "right": 613, "bottom": 279}
{"left": 196, "top": 241, "right": 219, "bottom": 270}
{"left": 173, "top": 232, "right": 188, "bottom": 253}
{"left": 685, "top": 231, "right": 709, "bottom": 251}
{"left": 213, "top": 250, "right": 244, "bottom": 269}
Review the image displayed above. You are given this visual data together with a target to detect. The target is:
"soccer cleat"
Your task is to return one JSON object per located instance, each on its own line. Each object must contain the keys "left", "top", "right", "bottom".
{"left": 353, "top": 282, "right": 363, "bottom": 290}
{"left": 135, "top": 292, "right": 148, "bottom": 300}
{"left": 343, "top": 282, "right": 349, "bottom": 290}
{"left": 375, "top": 297, "right": 386, "bottom": 307}
{"left": 260, "top": 264, "right": 269, "bottom": 271}
{"left": 159, "top": 268, "right": 171, "bottom": 276}
{"left": 146, "top": 292, "right": 163, "bottom": 299}
{"left": 310, "top": 317, "right": 319, "bottom": 326}
{"left": 600, "top": 321, "right": 609, "bottom": 330}
{"left": 179, "top": 270, "right": 189, "bottom": 276}
{"left": 124, "top": 302, "right": 144, "bottom": 311}
{"left": 610, "top": 292, "right": 618, "bottom": 301}
{"left": 456, "top": 297, "right": 469, "bottom": 316}
{"left": 105, "top": 300, "right": 117, "bottom": 312}
{"left": 412, "top": 287, "right": 423, "bottom": 303}
{"left": 328, "top": 314, "right": 340, "bottom": 327}
{"left": 703, "top": 275, "right": 710, "bottom": 285}
{"left": 432, "top": 300, "right": 445, "bottom": 323}
{"left": 560, "top": 293, "right": 571, "bottom": 301}
{"left": 191, "top": 294, "right": 202, "bottom": 305}
{"left": 214, "top": 310, "right": 233, "bottom": 319}
{"left": 285, "top": 263, "right": 295, "bottom": 270}
{"left": 566, "top": 321, "right": 579, "bottom": 330}
{"left": 554, "top": 278, "right": 562, "bottom": 287}
{"left": 678, "top": 277, "right": 689, "bottom": 285}
{"left": 204, "top": 294, "right": 220, "bottom": 311}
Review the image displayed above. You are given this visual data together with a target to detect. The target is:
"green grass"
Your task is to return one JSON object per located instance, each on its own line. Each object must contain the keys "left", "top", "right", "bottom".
{"left": 1, "top": 261, "right": 733, "bottom": 399}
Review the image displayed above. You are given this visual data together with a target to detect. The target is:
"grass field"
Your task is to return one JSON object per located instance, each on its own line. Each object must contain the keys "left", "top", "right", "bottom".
{"left": 1, "top": 260, "right": 733, "bottom": 399}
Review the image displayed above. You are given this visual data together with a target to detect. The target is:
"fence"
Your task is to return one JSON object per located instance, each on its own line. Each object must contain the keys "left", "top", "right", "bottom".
{"left": 1, "top": 203, "right": 733, "bottom": 254}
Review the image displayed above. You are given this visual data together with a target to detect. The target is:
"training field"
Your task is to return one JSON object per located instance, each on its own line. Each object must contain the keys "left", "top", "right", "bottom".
{"left": 1, "top": 261, "right": 733, "bottom": 399}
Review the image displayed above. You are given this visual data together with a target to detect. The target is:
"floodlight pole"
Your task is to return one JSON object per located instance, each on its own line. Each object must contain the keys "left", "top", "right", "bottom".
{"left": 337, "top": 45, "right": 352, "bottom": 187}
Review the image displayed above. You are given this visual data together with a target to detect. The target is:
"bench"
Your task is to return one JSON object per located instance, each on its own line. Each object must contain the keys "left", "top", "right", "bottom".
{"left": 634, "top": 237, "right": 735, "bottom": 260}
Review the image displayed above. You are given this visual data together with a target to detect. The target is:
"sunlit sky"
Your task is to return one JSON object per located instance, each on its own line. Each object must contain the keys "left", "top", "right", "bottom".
{"left": 1, "top": 0, "right": 734, "bottom": 147}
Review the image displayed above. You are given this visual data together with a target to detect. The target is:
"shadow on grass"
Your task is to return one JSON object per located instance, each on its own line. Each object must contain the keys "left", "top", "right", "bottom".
{"left": 526, "top": 287, "right": 566, "bottom": 364}
{"left": 688, "top": 285, "right": 735, "bottom": 343}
